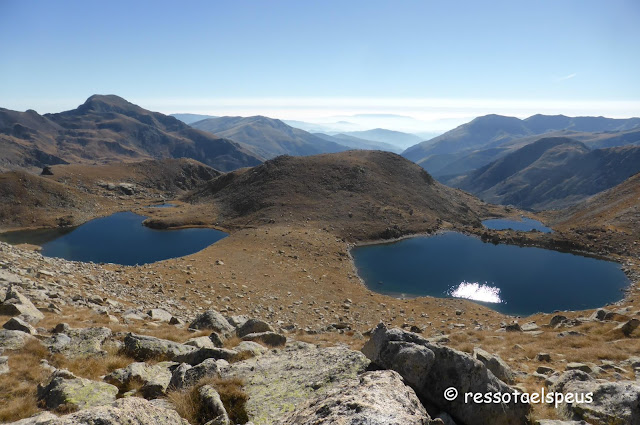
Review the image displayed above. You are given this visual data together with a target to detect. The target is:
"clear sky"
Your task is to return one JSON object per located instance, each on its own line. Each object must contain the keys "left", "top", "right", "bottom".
{"left": 1, "top": 0, "right": 639, "bottom": 131}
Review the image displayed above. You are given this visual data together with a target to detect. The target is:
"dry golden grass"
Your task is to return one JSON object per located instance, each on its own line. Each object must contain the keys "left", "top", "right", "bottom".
{"left": 0, "top": 339, "right": 49, "bottom": 422}
{"left": 167, "top": 377, "right": 248, "bottom": 425}
{"left": 223, "top": 336, "right": 242, "bottom": 349}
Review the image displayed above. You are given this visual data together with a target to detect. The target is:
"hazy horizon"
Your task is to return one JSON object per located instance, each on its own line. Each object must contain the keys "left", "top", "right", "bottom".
{"left": 1, "top": 0, "right": 639, "bottom": 133}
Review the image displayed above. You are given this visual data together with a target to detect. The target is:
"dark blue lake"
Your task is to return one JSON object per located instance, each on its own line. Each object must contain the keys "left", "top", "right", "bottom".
{"left": 482, "top": 217, "right": 552, "bottom": 233}
{"left": 0, "top": 212, "right": 227, "bottom": 266}
{"left": 352, "top": 232, "right": 629, "bottom": 315}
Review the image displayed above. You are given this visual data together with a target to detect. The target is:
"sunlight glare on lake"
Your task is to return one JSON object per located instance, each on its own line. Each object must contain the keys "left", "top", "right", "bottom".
{"left": 448, "top": 281, "right": 502, "bottom": 304}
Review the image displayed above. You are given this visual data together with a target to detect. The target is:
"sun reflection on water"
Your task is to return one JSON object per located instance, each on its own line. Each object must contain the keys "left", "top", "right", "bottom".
{"left": 448, "top": 281, "right": 502, "bottom": 304}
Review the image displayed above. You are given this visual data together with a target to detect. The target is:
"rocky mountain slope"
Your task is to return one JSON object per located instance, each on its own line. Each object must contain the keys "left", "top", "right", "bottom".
{"left": 0, "top": 95, "right": 262, "bottom": 172}
{"left": 185, "top": 150, "right": 484, "bottom": 239}
{"left": 191, "top": 116, "right": 349, "bottom": 159}
{"left": 453, "top": 137, "right": 640, "bottom": 210}
{"left": 402, "top": 114, "right": 640, "bottom": 177}
{"left": 0, "top": 158, "right": 219, "bottom": 231}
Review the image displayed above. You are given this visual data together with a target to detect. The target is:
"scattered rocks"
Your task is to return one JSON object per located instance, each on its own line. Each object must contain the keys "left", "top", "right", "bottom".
{"left": 549, "top": 315, "right": 568, "bottom": 327}
{"left": 37, "top": 369, "right": 119, "bottom": 410}
{"left": 185, "top": 336, "right": 217, "bottom": 349}
{"left": 362, "top": 324, "right": 530, "bottom": 425}
{"left": 277, "top": 370, "right": 432, "bottom": 425}
{"left": 505, "top": 322, "right": 522, "bottom": 332}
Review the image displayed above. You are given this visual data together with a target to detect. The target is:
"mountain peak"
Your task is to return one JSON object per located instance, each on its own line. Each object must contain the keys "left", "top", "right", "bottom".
{"left": 79, "top": 94, "right": 140, "bottom": 114}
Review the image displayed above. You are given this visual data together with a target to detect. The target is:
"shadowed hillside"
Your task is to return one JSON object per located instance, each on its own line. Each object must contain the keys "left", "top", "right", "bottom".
{"left": 0, "top": 95, "right": 263, "bottom": 172}
{"left": 186, "top": 150, "right": 484, "bottom": 239}
{"left": 454, "top": 137, "right": 640, "bottom": 210}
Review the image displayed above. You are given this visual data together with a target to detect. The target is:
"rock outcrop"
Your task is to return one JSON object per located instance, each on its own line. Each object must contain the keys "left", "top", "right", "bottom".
{"left": 362, "top": 324, "right": 530, "bottom": 425}
{"left": 276, "top": 370, "right": 433, "bottom": 425}
{"left": 105, "top": 361, "right": 176, "bottom": 398}
{"left": 8, "top": 397, "right": 189, "bottom": 424}
{"left": 37, "top": 369, "right": 119, "bottom": 410}
{"left": 0, "top": 286, "right": 44, "bottom": 324}
{"left": 189, "top": 310, "right": 234, "bottom": 334}
{"left": 220, "top": 341, "right": 370, "bottom": 425}
{"left": 552, "top": 370, "right": 640, "bottom": 425}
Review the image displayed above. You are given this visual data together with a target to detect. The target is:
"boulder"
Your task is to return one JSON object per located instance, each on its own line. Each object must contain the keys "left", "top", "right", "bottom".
{"left": 0, "top": 286, "right": 44, "bottom": 324}
{"left": 190, "top": 310, "right": 234, "bottom": 334}
{"left": 169, "top": 358, "right": 224, "bottom": 390}
{"left": 105, "top": 361, "right": 176, "bottom": 398}
{"left": 234, "top": 341, "right": 267, "bottom": 359}
{"left": 241, "top": 331, "right": 286, "bottom": 347}
{"left": 3, "top": 317, "right": 37, "bottom": 335}
{"left": 473, "top": 347, "right": 516, "bottom": 384}
{"left": 7, "top": 397, "right": 189, "bottom": 424}
{"left": 552, "top": 370, "right": 640, "bottom": 425}
{"left": 566, "top": 363, "right": 592, "bottom": 374}
{"left": 185, "top": 336, "right": 217, "bottom": 349}
{"left": 198, "top": 385, "right": 230, "bottom": 425}
{"left": 148, "top": 308, "right": 173, "bottom": 322}
{"left": 182, "top": 347, "right": 238, "bottom": 365}
{"left": 226, "top": 315, "right": 249, "bottom": 328}
{"left": 276, "top": 370, "right": 432, "bottom": 425}
{"left": 589, "top": 309, "right": 610, "bottom": 321}
{"left": 550, "top": 315, "right": 568, "bottom": 327}
{"left": 0, "top": 329, "right": 37, "bottom": 350}
{"left": 123, "top": 333, "right": 197, "bottom": 362}
{"left": 362, "top": 324, "right": 530, "bottom": 425}
{"left": 221, "top": 342, "right": 370, "bottom": 424}
{"left": 613, "top": 318, "right": 639, "bottom": 336}
{"left": 45, "top": 327, "right": 112, "bottom": 357}
{"left": 209, "top": 332, "right": 226, "bottom": 347}
{"left": 236, "top": 319, "right": 274, "bottom": 338}
{"left": 536, "top": 353, "right": 552, "bottom": 362}
{"left": 37, "top": 369, "right": 119, "bottom": 410}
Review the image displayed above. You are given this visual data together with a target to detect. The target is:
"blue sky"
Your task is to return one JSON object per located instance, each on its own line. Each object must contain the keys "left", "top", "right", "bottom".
{"left": 1, "top": 0, "right": 639, "bottom": 131}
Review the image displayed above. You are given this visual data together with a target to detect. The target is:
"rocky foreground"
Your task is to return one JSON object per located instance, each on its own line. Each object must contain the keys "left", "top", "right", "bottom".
{"left": 1, "top": 241, "right": 640, "bottom": 424}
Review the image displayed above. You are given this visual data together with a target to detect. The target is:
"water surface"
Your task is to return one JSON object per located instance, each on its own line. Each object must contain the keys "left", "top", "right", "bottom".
{"left": 482, "top": 217, "right": 552, "bottom": 233}
{"left": 0, "top": 212, "right": 227, "bottom": 266}
{"left": 352, "top": 232, "right": 628, "bottom": 315}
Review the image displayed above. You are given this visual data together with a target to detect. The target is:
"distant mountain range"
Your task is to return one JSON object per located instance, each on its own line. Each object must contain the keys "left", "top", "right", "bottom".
{"left": 339, "top": 129, "right": 424, "bottom": 149}
{"left": 402, "top": 114, "right": 640, "bottom": 177}
{"left": 313, "top": 133, "right": 402, "bottom": 153}
{"left": 171, "top": 113, "right": 217, "bottom": 124}
{"left": 0, "top": 95, "right": 262, "bottom": 172}
{"left": 190, "top": 116, "right": 350, "bottom": 159}
{"left": 450, "top": 137, "right": 640, "bottom": 210}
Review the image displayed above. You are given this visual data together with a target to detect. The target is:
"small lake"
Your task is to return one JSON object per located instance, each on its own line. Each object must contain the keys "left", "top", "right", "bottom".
{"left": 352, "top": 232, "right": 629, "bottom": 315}
{"left": 482, "top": 217, "right": 552, "bottom": 233}
{"left": 0, "top": 212, "right": 227, "bottom": 266}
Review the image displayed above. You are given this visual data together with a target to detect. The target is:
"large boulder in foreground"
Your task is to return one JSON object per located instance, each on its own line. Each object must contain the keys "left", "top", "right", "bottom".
{"left": 552, "top": 370, "right": 640, "bottom": 425}
{"left": 8, "top": 397, "right": 189, "bottom": 424}
{"left": 37, "top": 369, "right": 118, "bottom": 410}
{"left": 276, "top": 370, "right": 432, "bottom": 425}
{"left": 220, "top": 341, "right": 370, "bottom": 425}
{"left": 362, "top": 324, "right": 530, "bottom": 425}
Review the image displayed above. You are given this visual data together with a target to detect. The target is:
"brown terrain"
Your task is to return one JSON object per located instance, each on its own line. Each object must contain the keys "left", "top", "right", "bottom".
{"left": 1, "top": 150, "right": 639, "bottom": 423}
